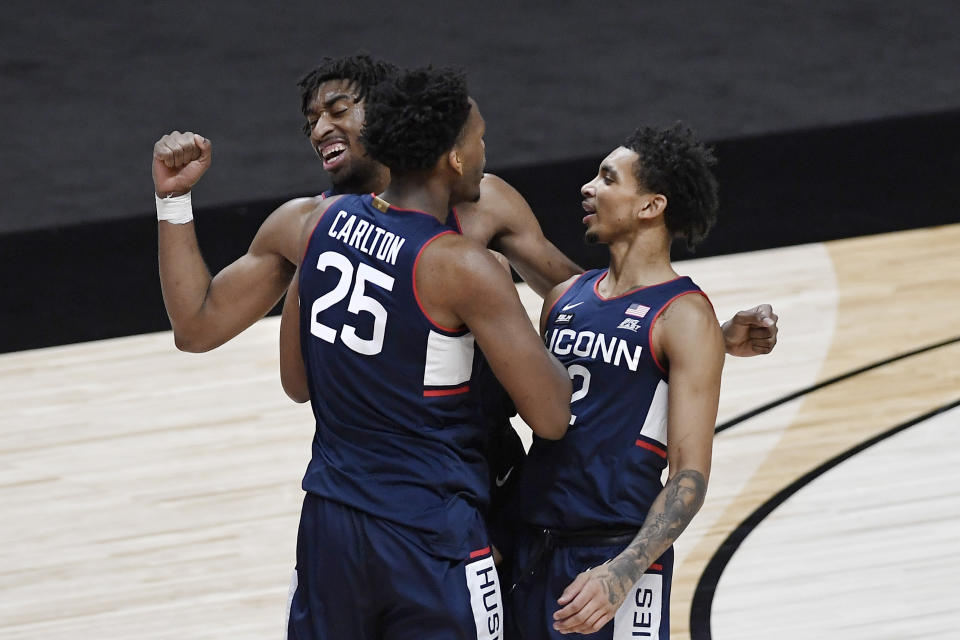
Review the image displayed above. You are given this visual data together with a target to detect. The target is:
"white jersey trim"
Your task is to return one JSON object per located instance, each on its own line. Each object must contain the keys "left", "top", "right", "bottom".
{"left": 612, "top": 572, "right": 664, "bottom": 639}
{"left": 284, "top": 567, "right": 297, "bottom": 639}
{"left": 423, "top": 330, "right": 475, "bottom": 387}
{"left": 639, "top": 379, "right": 669, "bottom": 447}
{"left": 465, "top": 555, "right": 503, "bottom": 640}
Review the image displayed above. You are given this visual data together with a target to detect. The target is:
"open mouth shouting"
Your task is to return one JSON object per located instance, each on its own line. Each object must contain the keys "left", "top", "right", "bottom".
{"left": 319, "top": 139, "right": 348, "bottom": 171}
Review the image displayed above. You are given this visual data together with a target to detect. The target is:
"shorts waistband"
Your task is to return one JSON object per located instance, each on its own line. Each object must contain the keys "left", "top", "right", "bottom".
{"left": 528, "top": 525, "right": 639, "bottom": 548}
{"left": 508, "top": 525, "right": 640, "bottom": 597}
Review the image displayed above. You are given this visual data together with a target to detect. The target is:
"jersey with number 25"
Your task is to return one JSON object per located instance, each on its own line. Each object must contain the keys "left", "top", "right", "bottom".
{"left": 297, "top": 193, "right": 487, "bottom": 560}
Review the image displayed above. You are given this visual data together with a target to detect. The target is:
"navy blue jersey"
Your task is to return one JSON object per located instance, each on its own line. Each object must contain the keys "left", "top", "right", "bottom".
{"left": 514, "top": 269, "right": 708, "bottom": 531}
{"left": 298, "top": 193, "right": 488, "bottom": 559}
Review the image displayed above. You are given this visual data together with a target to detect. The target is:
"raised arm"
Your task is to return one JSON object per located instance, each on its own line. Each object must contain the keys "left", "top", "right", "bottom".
{"left": 552, "top": 293, "right": 724, "bottom": 634}
{"left": 418, "top": 235, "right": 572, "bottom": 439}
{"left": 467, "top": 174, "right": 583, "bottom": 297}
{"left": 153, "top": 131, "right": 312, "bottom": 352}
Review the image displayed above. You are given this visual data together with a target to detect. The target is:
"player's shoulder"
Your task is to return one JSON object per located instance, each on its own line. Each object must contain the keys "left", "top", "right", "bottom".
{"left": 270, "top": 194, "right": 347, "bottom": 261}
{"left": 656, "top": 288, "right": 724, "bottom": 371}
{"left": 274, "top": 194, "right": 329, "bottom": 218}
{"left": 413, "top": 233, "right": 514, "bottom": 324}
{"left": 420, "top": 233, "right": 510, "bottom": 290}
{"left": 424, "top": 231, "right": 493, "bottom": 266}
{"left": 657, "top": 289, "right": 721, "bottom": 344}
{"left": 298, "top": 194, "right": 351, "bottom": 229}
{"left": 249, "top": 195, "right": 331, "bottom": 261}
{"left": 539, "top": 273, "right": 587, "bottom": 333}
{"left": 546, "top": 273, "right": 584, "bottom": 304}
{"left": 465, "top": 173, "right": 530, "bottom": 218}
{"left": 478, "top": 172, "right": 512, "bottom": 194}
{"left": 263, "top": 194, "right": 335, "bottom": 233}
{"left": 663, "top": 288, "right": 714, "bottom": 319}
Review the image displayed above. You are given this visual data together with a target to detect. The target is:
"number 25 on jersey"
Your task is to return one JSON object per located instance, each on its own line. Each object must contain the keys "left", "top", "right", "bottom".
{"left": 308, "top": 251, "right": 394, "bottom": 356}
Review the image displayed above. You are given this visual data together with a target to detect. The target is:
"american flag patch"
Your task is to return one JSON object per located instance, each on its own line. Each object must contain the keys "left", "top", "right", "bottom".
{"left": 625, "top": 303, "right": 650, "bottom": 318}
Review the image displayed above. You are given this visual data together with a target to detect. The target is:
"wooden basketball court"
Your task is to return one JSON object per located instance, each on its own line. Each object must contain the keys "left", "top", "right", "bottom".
{"left": 2, "top": 224, "right": 958, "bottom": 639}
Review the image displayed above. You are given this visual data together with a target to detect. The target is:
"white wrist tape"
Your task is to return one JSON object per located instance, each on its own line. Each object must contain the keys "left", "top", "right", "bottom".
{"left": 155, "top": 192, "right": 194, "bottom": 224}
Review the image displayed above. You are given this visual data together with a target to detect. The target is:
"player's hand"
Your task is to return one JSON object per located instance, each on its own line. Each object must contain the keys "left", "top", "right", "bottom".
{"left": 152, "top": 131, "right": 213, "bottom": 197}
{"left": 721, "top": 303, "right": 779, "bottom": 357}
{"left": 552, "top": 563, "right": 630, "bottom": 634}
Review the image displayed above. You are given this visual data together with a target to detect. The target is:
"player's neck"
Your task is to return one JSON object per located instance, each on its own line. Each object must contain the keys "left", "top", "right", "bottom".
{"left": 602, "top": 231, "right": 676, "bottom": 296}
{"left": 379, "top": 175, "right": 455, "bottom": 223}
{"left": 328, "top": 169, "right": 390, "bottom": 197}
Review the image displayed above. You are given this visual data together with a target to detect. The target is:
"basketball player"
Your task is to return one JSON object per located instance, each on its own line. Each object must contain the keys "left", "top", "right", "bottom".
{"left": 273, "top": 67, "right": 572, "bottom": 638}
{"left": 507, "top": 124, "right": 725, "bottom": 639}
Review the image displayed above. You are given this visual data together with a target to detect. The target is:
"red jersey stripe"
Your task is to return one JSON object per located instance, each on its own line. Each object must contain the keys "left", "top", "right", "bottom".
{"left": 423, "top": 385, "right": 470, "bottom": 397}
{"left": 635, "top": 439, "right": 667, "bottom": 458}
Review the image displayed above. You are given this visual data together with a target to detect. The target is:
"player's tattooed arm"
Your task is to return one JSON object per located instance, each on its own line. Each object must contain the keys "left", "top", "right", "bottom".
{"left": 550, "top": 470, "right": 707, "bottom": 634}
{"left": 605, "top": 469, "right": 707, "bottom": 598}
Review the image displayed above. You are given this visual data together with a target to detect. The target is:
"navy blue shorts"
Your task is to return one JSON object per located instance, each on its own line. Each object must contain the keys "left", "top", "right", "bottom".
{"left": 508, "top": 528, "right": 672, "bottom": 640}
{"left": 286, "top": 493, "right": 504, "bottom": 640}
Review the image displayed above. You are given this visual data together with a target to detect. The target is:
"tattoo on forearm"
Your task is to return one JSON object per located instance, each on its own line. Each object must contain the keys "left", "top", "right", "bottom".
{"left": 606, "top": 470, "right": 707, "bottom": 603}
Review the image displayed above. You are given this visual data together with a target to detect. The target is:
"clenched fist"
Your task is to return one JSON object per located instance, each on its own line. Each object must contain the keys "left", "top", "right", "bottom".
{"left": 721, "top": 303, "right": 779, "bottom": 357}
{"left": 152, "top": 131, "right": 212, "bottom": 197}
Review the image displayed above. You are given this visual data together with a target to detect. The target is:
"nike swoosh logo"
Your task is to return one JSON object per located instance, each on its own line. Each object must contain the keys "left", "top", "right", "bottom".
{"left": 562, "top": 302, "right": 585, "bottom": 311}
{"left": 495, "top": 467, "right": 514, "bottom": 487}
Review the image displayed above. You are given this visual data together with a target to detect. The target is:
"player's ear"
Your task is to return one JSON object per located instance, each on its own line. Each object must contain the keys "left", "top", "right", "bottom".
{"left": 447, "top": 148, "right": 464, "bottom": 176}
{"left": 638, "top": 193, "right": 667, "bottom": 220}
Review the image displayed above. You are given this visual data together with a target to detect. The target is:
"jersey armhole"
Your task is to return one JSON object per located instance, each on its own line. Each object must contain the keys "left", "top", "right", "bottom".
{"left": 544, "top": 271, "right": 592, "bottom": 321}
{"left": 412, "top": 230, "right": 468, "bottom": 335}
{"left": 648, "top": 290, "right": 712, "bottom": 376}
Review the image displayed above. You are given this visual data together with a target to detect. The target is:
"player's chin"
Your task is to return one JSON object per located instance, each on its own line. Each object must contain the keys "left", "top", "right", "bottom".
{"left": 327, "top": 156, "right": 353, "bottom": 181}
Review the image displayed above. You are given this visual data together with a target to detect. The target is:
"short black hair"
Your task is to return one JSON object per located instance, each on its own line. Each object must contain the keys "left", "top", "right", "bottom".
{"left": 623, "top": 123, "right": 719, "bottom": 251}
{"left": 360, "top": 66, "right": 471, "bottom": 175}
{"left": 297, "top": 53, "right": 399, "bottom": 117}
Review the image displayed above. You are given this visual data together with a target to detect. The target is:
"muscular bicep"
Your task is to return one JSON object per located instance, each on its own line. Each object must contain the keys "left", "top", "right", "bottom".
{"left": 200, "top": 249, "right": 294, "bottom": 336}
{"left": 419, "top": 240, "right": 571, "bottom": 439}
{"left": 166, "top": 197, "right": 315, "bottom": 351}
{"left": 659, "top": 295, "right": 725, "bottom": 480}
{"left": 477, "top": 175, "right": 582, "bottom": 296}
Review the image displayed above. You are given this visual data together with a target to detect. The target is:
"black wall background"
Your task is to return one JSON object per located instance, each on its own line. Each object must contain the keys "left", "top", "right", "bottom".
{"left": 2, "top": 2, "right": 959, "bottom": 352}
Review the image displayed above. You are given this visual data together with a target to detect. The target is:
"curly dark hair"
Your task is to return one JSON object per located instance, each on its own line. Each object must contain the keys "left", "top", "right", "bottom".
{"left": 360, "top": 67, "right": 472, "bottom": 175}
{"left": 297, "top": 53, "right": 399, "bottom": 119}
{"left": 623, "top": 123, "right": 719, "bottom": 251}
